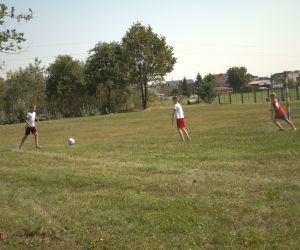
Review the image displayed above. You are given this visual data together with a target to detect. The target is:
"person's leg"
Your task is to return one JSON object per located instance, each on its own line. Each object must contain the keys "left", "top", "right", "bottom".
{"left": 19, "top": 135, "right": 28, "bottom": 149}
{"left": 182, "top": 128, "right": 191, "bottom": 141}
{"left": 273, "top": 120, "right": 284, "bottom": 130}
{"left": 177, "top": 128, "right": 185, "bottom": 141}
{"left": 34, "top": 132, "right": 41, "bottom": 148}
{"left": 285, "top": 119, "right": 296, "bottom": 130}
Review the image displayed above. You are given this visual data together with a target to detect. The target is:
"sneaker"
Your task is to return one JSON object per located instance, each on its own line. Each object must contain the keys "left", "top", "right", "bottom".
{"left": 279, "top": 128, "right": 284, "bottom": 131}
{"left": 293, "top": 127, "right": 297, "bottom": 131}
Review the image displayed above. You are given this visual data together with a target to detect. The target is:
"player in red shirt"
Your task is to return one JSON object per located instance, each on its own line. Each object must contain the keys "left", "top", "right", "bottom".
{"left": 270, "top": 93, "right": 296, "bottom": 131}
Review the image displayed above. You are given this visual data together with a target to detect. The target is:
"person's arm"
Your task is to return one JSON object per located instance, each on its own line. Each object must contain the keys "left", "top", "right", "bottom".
{"left": 25, "top": 119, "right": 32, "bottom": 127}
{"left": 24, "top": 114, "right": 32, "bottom": 127}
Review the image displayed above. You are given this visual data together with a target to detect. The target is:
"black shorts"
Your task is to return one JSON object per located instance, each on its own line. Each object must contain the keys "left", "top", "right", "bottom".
{"left": 25, "top": 126, "right": 37, "bottom": 135}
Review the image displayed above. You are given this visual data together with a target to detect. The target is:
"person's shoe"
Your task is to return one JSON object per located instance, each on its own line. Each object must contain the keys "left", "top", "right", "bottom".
{"left": 279, "top": 128, "right": 284, "bottom": 131}
{"left": 293, "top": 127, "right": 297, "bottom": 131}
{"left": 36, "top": 145, "right": 42, "bottom": 149}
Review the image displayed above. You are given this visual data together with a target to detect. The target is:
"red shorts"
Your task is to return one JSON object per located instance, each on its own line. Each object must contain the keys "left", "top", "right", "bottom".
{"left": 176, "top": 118, "right": 185, "bottom": 129}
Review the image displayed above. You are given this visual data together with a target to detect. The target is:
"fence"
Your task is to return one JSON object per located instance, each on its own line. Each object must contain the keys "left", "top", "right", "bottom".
{"left": 213, "top": 87, "right": 300, "bottom": 105}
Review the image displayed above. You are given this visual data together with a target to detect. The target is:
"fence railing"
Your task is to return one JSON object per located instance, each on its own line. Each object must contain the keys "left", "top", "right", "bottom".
{"left": 213, "top": 87, "right": 300, "bottom": 105}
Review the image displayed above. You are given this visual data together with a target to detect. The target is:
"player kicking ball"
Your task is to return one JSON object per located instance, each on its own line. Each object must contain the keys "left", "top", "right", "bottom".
{"left": 171, "top": 96, "right": 191, "bottom": 142}
{"left": 269, "top": 93, "right": 296, "bottom": 131}
{"left": 19, "top": 105, "right": 41, "bottom": 150}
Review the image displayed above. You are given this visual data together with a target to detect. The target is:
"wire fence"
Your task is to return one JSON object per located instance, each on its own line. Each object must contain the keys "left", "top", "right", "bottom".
{"left": 212, "top": 86, "right": 300, "bottom": 120}
{"left": 213, "top": 87, "right": 300, "bottom": 105}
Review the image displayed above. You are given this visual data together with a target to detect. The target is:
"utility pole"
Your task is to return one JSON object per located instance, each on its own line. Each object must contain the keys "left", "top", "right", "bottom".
{"left": 284, "top": 71, "right": 290, "bottom": 119}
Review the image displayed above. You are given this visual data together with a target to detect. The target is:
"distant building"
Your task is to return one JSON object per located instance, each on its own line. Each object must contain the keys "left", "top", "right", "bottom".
{"left": 271, "top": 70, "right": 300, "bottom": 88}
{"left": 213, "top": 73, "right": 233, "bottom": 93}
{"left": 157, "top": 79, "right": 195, "bottom": 96}
{"left": 248, "top": 79, "right": 272, "bottom": 90}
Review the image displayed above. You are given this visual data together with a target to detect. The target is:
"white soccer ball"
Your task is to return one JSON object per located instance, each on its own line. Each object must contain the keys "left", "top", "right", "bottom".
{"left": 67, "top": 138, "right": 75, "bottom": 145}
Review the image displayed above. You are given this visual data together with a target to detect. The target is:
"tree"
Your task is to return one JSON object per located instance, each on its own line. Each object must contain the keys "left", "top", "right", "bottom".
{"left": 0, "top": 4, "right": 33, "bottom": 53}
{"left": 194, "top": 73, "right": 202, "bottom": 102}
{"left": 199, "top": 74, "right": 217, "bottom": 103}
{"left": 46, "top": 55, "right": 86, "bottom": 116}
{"left": 0, "top": 76, "right": 5, "bottom": 108}
{"left": 288, "top": 78, "right": 297, "bottom": 88}
{"left": 226, "top": 66, "right": 251, "bottom": 91}
{"left": 3, "top": 58, "right": 46, "bottom": 123}
{"left": 85, "top": 42, "right": 126, "bottom": 113}
{"left": 181, "top": 77, "right": 191, "bottom": 97}
{"left": 122, "top": 22, "right": 176, "bottom": 109}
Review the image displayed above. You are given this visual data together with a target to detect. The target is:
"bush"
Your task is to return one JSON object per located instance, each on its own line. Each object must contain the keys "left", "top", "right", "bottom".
{"left": 80, "top": 104, "right": 100, "bottom": 117}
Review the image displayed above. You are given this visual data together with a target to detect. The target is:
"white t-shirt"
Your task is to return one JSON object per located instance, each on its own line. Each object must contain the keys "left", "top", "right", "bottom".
{"left": 174, "top": 102, "right": 184, "bottom": 119}
{"left": 26, "top": 112, "right": 36, "bottom": 127}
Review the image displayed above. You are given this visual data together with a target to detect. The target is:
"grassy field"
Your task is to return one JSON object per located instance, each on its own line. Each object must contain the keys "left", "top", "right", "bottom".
{"left": 0, "top": 101, "right": 299, "bottom": 249}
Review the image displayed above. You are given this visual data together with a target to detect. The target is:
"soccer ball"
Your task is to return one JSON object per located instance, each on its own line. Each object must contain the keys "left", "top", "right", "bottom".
{"left": 67, "top": 138, "right": 75, "bottom": 145}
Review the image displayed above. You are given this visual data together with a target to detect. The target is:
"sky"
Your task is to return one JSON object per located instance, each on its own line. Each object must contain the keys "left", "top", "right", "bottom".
{"left": 1, "top": 0, "right": 300, "bottom": 80}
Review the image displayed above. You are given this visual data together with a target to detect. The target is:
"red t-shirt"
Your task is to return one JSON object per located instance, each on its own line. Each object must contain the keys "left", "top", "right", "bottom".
{"left": 272, "top": 98, "right": 286, "bottom": 117}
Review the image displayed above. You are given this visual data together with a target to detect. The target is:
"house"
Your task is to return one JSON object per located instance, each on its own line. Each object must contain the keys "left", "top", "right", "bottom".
{"left": 248, "top": 78, "right": 272, "bottom": 90}
{"left": 213, "top": 73, "right": 233, "bottom": 93}
{"left": 271, "top": 70, "right": 300, "bottom": 88}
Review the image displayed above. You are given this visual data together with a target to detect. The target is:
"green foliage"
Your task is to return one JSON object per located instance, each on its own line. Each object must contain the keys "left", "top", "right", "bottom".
{"left": 181, "top": 77, "right": 191, "bottom": 97}
{"left": 288, "top": 78, "right": 297, "bottom": 88}
{"left": 227, "top": 66, "right": 251, "bottom": 91}
{"left": 122, "top": 22, "right": 176, "bottom": 109}
{"left": 194, "top": 73, "right": 202, "bottom": 101}
{"left": 0, "top": 4, "right": 33, "bottom": 53}
{"left": 85, "top": 42, "right": 127, "bottom": 114}
{"left": 0, "top": 77, "right": 5, "bottom": 110}
{"left": 46, "top": 55, "right": 86, "bottom": 116}
{"left": 272, "top": 73, "right": 284, "bottom": 84}
{"left": 171, "top": 88, "right": 179, "bottom": 96}
{"left": 3, "top": 58, "right": 46, "bottom": 123}
{"left": 199, "top": 73, "right": 217, "bottom": 103}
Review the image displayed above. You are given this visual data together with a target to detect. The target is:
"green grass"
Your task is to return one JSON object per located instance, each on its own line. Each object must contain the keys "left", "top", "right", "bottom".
{"left": 0, "top": 102, "right": 299, "bottom": 249}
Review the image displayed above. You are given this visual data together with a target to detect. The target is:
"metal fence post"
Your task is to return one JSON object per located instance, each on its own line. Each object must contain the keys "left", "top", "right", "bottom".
{"left": 241, "top": 91, "right": 244, "bottom": 104}
{"left": 281, "top": 88, "right": 284, "bottom": 101}
{"left": 229, "top": 93, "right": 232, "bottom": 104}
{"left": 253, "top": 90, "right": 257, "bottom": 103}
{"left": 218, "top": 93, "right": 220, "bottom": 104}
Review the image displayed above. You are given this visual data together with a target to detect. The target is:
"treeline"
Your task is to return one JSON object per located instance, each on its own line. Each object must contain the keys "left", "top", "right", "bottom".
{"left": 0, "top": 22, "right": 176, "bottom": 124}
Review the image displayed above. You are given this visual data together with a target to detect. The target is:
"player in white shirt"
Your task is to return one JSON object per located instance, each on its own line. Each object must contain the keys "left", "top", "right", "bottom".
{"left": 19, "top": 105, "right": 41, "bottom": 149}
{"left": 171, "top": 96, "right": 191, "bottom": 142}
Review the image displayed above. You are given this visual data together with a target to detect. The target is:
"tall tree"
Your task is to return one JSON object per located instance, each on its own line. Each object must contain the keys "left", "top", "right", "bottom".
{"left": 46, "top": 55, "right": 85, "bottom": 116}
{"left": 122, "top": 22, "right": 176, "bottom": 109}
{"left": 181, "top": 77, "right": 191, "bottom": 97}
{"left": 194, "top": 73, "right": 202, "bottom": 102}
{"left": 85, "top": 42, "right": 126, "bottom": 113}
{"left": 0, "top": 76, "right": 5, "bottom": 110}
{"left": 226, "top": 66, "right": 251, "bottom": 91}
{"left": 0, "top": 4, "right": 33, "bottom": 53}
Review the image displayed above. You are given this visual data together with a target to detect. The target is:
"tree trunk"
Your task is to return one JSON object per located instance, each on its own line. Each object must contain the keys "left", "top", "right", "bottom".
{"left": 107, "top": 87, "right": 111, "bottom": 113}
{"left": 143, "top": 80, "right": 148, "bottom": 109}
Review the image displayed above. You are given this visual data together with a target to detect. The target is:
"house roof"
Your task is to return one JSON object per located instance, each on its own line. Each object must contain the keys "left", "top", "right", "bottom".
{"left": 248, "top": 79, "right": 271, "bottom": 86}
{"left": 213, "top": 73, "right": 229, "bottom": 87}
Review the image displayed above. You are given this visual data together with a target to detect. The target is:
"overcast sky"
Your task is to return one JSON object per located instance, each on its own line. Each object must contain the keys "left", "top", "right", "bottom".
{"left": 1, "top": 0, "right": 300, "bottom": 80}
